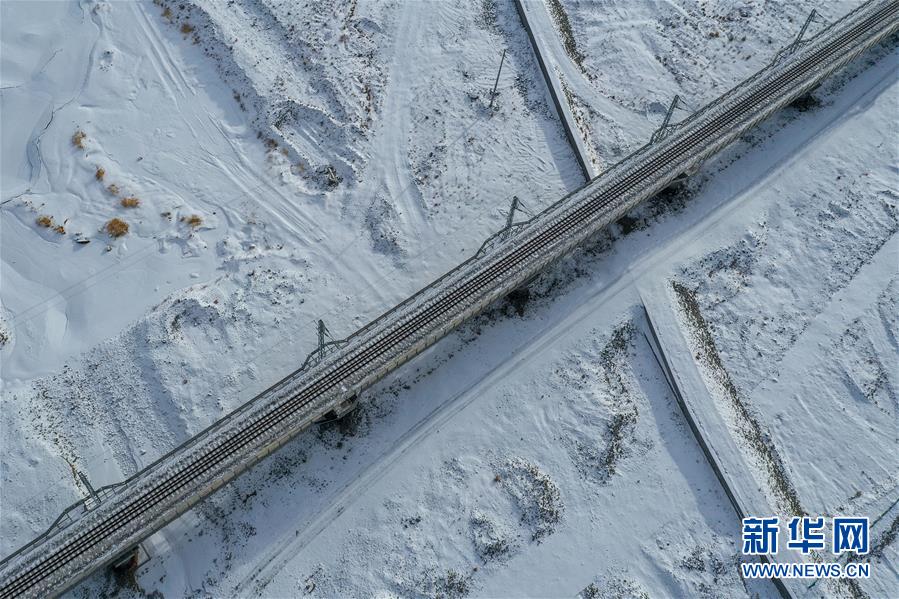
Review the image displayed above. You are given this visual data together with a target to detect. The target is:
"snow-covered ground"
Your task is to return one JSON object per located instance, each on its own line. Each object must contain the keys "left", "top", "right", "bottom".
{"left": 1, "top": 0, "right": 896, "bottom": 597}
{"left": 534, "top": 0, "right": 860, "bottom": 171}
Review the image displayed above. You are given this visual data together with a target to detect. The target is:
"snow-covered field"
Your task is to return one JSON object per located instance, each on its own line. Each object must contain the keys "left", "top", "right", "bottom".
{"left": 545, "top": 0, "right": 860, "bottom": 170}
{"left": 1, "top": 0, "right": 896, "bottom": 597}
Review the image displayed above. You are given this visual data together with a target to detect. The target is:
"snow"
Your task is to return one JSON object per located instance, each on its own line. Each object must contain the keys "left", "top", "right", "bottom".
{"left": 239, "top": 310, "right": 758, "bottom": 598}
{"left": 1, "top": 0, "right": 896, "bottom": 597}
{"left": 536, "top": 0, "right": 859, "bottom": 170}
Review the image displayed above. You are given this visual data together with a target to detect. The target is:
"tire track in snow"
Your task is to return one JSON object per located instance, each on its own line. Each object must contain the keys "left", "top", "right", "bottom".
{"left": 231, "top": 264, "right": 644, "bottom": 596}
{"left": 130, "top": 2, "right": 186, "bottom": 104}
{"left": 226, "top": 46, "right": 899, "bottom": 595}
{"left": 354, "top": 0, "right": 433, "bottom": 242}
{"left": 134, "top": 2, "right": 194, "bottom": 97}
{"left": 133, "top": 1, "right": 318, "bottom": 243}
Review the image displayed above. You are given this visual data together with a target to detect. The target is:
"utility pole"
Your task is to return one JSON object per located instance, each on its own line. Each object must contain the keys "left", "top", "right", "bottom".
{"left": 650, "top": 95, "right": 689, "bottom": 144}
{"left": 489, "top": 49, "right": 507, "bottom": 109}
{"left": 78, "top": 470, "right": 100, "bottom": 506}
{"left": 505, "top": 195, "right": 522, "bottom": 232}
{"left": 788, "top": 9, "right": 820, "bottom": 54}
{"left": 501, "top": 195, "right": 531, "bottom": 238}
{"left": 317, "top": 319, "right": 330, "bottom": 357}
{"left": 659, "top": 95, "right": 681, "bottom": 133}
{"left": 300, "top": 318, "right": 345, "bottom": 371}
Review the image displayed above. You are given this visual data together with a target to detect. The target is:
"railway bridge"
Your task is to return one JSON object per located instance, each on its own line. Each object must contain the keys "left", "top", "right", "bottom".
{"left": 1, "top": 1, "right": 896, "bottom": 596}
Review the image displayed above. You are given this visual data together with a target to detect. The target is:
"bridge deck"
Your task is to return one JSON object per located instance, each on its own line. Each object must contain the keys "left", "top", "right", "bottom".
{"left": 2, "top": 1, "right": 896, "bottom": 596}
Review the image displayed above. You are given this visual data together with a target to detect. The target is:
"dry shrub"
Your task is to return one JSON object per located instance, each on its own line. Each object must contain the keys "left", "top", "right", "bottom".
{"left": 162, "top": 7, "right": 172, "bottom": 19}
{"left": 120, "top": 197, "right": 141, "bottom": 208}
{"left": 180, "top": 23, "right": 194, "bottom": 35}
{"left": 54, "top": 225, "right": 66, "bottom": 235}
{"left": 107, "top": 184, "right": 120, "bottom": 196}
{"left": 72, "top": 130, "right": 87, "bottom": 149}
{"left": 36, "top": 215, "right": 54, "bottom": 228}
{"left": 106, "top": 218, "right": 129, "bottom": 238}
{"left": 181, "top": 214, "right": 202, "bottom": 227}
{"left": 95, "top": 167, "right": 106, "bottom": 181}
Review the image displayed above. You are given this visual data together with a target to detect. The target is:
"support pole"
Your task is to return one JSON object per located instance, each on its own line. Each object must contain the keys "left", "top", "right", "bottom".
{"left": 789, "top": 10, "right": 820, "bottom": 54}
{"left": 659, "top": 94, "right": 681, "bottom": 132}
{"left": 317, "top": 320, "right": 330, "bottom": 358}
{"left": 650, "top": 95, "right": 689, "bottom": 144}
{"left": 489, "top": 49, "right": 506, "bottom": 109}
{"left": 77, "top": 471, "right": 100, "bottom": 506}
{"left": 505, "top": 196, "right": 521, "bottom": 232}
{"left": 501, "top": 195, "right": 531, "bottom": 238}
{"left": 300, "top": 318, "right": 345, "bottom": 371}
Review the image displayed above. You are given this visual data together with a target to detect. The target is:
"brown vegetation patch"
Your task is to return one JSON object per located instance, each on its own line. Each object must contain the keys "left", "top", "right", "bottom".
{"left": 546, "top": 0, "right": 586, "bottom": 73}
{"left": 72, "top": 130, "right": 87, "bottom": 149}
{"left": 105, "top": 218, "right": 129, "bottom": 238}
{"left": 181, "top": 214, "right": 202, "bottom": 227}
{"left": 672, "top": 280, "right": 804, "bottom": 517}
{"left": 120, "top": 197, "right": 141, "bottom": 208}
{"left": 95, "top": 167, "right": 105, "bottom": 181}
{"left": 36, "top": 215, "right": 54, "bottom": 228}
{"left": 107, "top": 184, "right": 120, "bottom": 196}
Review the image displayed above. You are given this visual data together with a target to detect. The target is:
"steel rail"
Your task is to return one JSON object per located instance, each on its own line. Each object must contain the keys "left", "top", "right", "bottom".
{"left": 1, "top": 2, "right": 896, "bottom": 596}
{"left": 4, "top": 4, "right": 894, "bottom": 594}
{"left": 3, "top": 4, "right": 896, "bottom": 596}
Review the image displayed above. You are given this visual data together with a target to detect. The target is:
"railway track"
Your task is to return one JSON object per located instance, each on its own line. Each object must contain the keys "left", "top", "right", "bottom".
{"left": 2, "top": 1, "right": 896, "bottom": 596}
